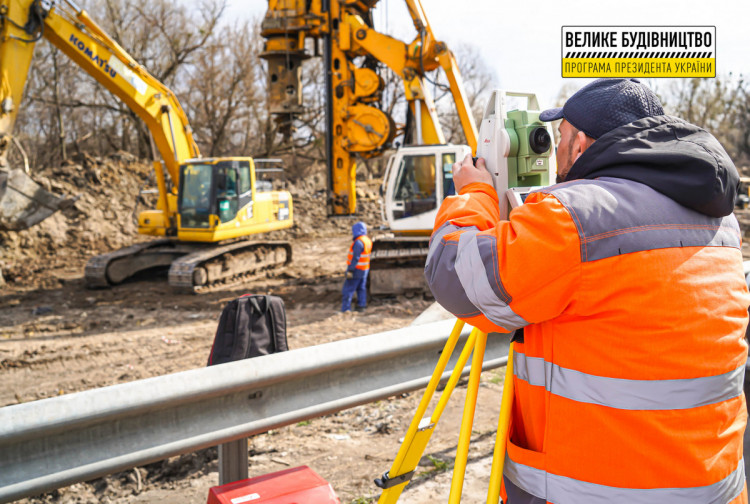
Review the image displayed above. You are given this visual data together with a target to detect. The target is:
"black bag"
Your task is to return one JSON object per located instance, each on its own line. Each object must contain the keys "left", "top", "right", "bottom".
{"left": 207, "top": 294, "right": 288, "bottom": 366}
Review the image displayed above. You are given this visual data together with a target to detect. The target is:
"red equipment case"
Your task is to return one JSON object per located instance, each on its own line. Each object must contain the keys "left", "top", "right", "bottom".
{"left": 206, "top": 466, "right": 340, "bottom": 504}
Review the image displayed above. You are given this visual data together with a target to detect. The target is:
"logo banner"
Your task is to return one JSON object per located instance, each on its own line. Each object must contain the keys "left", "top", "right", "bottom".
{"left": 561, "top": 26, "right": 716, "bottom": 78}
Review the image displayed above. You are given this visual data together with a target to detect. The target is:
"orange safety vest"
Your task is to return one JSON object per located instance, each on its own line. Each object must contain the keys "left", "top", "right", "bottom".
{"left": 347, "top": 235, "right": 372, "bottom": 271}
{"left": 425, "top": 180, "right": 749, "bottom": 503}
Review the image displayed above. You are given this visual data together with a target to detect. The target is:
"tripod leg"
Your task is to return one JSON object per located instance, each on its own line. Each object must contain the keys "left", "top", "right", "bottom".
{"left": 487, "top": 341, "right": 516, "bottom": 504}
{"left": 390, "top": 319, "right": 465, "bottom": 472}
{"left": 448, "top": 330, "right": 487, "bottom": 504}
{"left": 376, "top": 320, "right": 477, "bottom": 504}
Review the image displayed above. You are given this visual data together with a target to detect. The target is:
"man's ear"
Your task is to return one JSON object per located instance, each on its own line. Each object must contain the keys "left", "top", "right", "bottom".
{"left": 577, "top": 131, "right": 594, "bottom": 155}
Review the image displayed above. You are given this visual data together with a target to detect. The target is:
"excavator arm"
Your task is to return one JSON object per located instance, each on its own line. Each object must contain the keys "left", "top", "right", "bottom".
{"left": 43, "top": 1, "right": 201, "bottom": 180}
{"left": 262, "top": 0, "right": 478, "bottom": 215}
{"left": 0, "top": 0, "right": 200, "bottom": 230}
{"left": 338, "top": 12, "right": 444, "bottom": 146}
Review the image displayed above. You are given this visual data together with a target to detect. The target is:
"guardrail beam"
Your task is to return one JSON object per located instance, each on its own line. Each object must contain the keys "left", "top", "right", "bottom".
{"left": 0, "top": 319, "right": 511, "bottom": 503}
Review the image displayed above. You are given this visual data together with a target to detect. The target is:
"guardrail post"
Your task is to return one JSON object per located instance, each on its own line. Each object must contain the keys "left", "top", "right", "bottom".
{"left": 218, "top": 438, "right": 248, "bottom": 485}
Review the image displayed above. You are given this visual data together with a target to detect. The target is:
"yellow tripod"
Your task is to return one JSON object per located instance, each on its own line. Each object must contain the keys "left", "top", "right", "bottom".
{"left": 374, "top": 319, "right": 516, "bottom": 503}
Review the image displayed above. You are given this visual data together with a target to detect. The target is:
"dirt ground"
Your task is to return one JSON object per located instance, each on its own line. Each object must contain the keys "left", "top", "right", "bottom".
{"left": 0, "top": 157, "right": 511, "bottom": 504}
{"left": 2, "top": 157, "right": 750, "bottom": 503}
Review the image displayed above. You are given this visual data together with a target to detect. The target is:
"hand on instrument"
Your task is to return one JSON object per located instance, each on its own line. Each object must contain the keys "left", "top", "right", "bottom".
{"left": 452, "top": 154, "right": 493, "bottom": 193}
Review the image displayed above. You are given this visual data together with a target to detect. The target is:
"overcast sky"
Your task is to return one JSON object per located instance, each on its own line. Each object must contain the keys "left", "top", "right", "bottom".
{"left": 234, "top": 0, "right": 748, "bottom": 108}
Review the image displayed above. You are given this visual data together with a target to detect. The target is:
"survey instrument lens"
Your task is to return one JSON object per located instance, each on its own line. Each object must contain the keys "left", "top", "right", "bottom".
{"left": 529, "top": 127, "right": 551, "bottom": 154}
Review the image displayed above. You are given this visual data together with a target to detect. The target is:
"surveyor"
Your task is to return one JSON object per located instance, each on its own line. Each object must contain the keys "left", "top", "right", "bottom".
{"left": 425, "top": 78, "right": 750, "bottom": 502}
{"left": 341, "top": 221, "right": 371, "bottom": 312}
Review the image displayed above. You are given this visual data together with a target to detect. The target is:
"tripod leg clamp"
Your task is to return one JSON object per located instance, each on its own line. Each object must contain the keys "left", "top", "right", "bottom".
{"left": 374, "top": 470, "right": 416, "bottom": 489}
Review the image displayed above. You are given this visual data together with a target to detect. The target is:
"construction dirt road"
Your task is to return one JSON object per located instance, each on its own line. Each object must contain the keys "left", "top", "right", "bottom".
{"left": 0, "top": 156, "right": 514, "bottom": 504}
{"left": 3, "top": 156, "right": 750, "bottom": 503}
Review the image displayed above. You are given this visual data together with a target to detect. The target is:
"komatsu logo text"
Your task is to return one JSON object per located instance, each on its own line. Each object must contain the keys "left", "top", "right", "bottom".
{"left": 68, "top": 34, "right": 117, "bottom": 78}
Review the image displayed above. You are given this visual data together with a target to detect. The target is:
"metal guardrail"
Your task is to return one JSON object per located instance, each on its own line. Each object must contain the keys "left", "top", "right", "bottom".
{"left": 0, "top": 319, "right": 511, "bottom": 503}
{"left": 2, "top": 262, "right": 747, "bottom": 501}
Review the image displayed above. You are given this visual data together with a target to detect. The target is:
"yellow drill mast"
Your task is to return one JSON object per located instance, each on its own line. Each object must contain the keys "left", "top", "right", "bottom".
{"left": 262, "top": 0, "right": 477, "bottom": 216}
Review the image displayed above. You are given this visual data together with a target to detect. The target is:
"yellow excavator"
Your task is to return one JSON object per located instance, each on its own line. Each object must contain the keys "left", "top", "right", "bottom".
{"left": 0, "top": 0, "right": 293, "bottom": 292}
{"left": 262, "top": 0, "right": 479, "bottom": 295}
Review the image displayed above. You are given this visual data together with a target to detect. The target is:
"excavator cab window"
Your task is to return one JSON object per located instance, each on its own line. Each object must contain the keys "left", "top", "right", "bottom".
{"left": 238, "top": 161, "right": 253, "bottom": 211}
{"left": 215, "top": 165, "right": 239, "bottom": 222}
{"left": 392, "top": 153, "right": 437, "bottom": 219}
{"left": 441, "top": 153, "right": 456, "bottom": 198}
{"left": 178, "top": 163, "right": 213, "bottom": 228}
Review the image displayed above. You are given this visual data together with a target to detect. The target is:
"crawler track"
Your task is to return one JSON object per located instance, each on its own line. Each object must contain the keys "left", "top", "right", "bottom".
{"left": 84, "top": 239, "right": 177, "bottom": 288}
{"left": 168, "top": 240, "right": 292, "bottom": 294}
{"left": 85, "top": 239, "right": 292, "bottom": 293}
{"left": 369, "top": 236, "right": 430, "bottom": 297}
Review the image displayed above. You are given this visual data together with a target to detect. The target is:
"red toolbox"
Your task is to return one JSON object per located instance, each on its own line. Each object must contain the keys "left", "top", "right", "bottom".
{"left": 207, "top": 466, "right": 340, "bottom": 504}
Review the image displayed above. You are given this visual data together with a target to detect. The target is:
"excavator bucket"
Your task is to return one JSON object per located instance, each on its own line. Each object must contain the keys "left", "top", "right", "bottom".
{"left": 0, "top": 168, "right": 76, "bottom": 231}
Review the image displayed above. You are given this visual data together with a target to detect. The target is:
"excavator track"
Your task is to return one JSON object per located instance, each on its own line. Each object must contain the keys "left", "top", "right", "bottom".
{"left": 86, "top": 239, "right": 292, "bottom": 293}
{"left": 85, "top": 239, "right": 179, "bottom": 288}
{"left": 369, "top": 236, "right": 431, "bottom": 297}
{"left": 168, "top": 240, "right": 292, "bottom": 294}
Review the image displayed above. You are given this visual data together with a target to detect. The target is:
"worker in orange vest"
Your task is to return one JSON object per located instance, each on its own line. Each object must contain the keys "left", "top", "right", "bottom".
{"left": 342, "top": 221, "right": 372, "bottom": 312}
{"left": 425, "top": 78, "right": 750, "bottom": 502}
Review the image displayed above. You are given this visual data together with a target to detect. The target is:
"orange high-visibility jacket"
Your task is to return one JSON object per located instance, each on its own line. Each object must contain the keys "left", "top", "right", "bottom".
{"left": 347, "top": 235, "right": 372, "bottom": 271}
{"left": 425, "top": 178, "right": 749, "bottom": 503}
{"left": 426, "top": 116, "right": 750, "bottom": 503}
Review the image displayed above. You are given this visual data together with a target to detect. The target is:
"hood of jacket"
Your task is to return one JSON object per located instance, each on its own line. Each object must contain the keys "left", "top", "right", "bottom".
{"left": 352, "top": 221, "right": 367, "bottom": 238}
{"left": 565, "top": 115, "right": 739, "bottom": 218}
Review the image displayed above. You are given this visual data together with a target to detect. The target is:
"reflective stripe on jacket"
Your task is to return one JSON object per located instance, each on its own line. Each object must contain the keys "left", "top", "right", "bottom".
{"left": 348, "top": 235, "right": 372, "bottom": 271}
{"left": 425, "top": 179, "right": 750, "bottom": 503}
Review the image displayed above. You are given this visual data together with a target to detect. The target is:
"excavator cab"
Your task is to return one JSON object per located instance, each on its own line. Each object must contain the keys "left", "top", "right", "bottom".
{"left": 371, "top": 144, "right": 471, "bottom": 297}
{"left": 177, "top": 160, "right": 246, "bottom": 228}
{"left": 172, "top": 157, "right": 292, "bottom": 243}
{"left": 382, "top": 145, "right": 472, "bottom": 234}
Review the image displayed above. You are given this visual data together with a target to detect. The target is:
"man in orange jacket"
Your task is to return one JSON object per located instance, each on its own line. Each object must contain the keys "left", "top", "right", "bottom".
{"left": 342, "top": 221, "right": 372, "bottom": 312}
{"left": 425, "top": 78, "right": 750, "bottom": 503}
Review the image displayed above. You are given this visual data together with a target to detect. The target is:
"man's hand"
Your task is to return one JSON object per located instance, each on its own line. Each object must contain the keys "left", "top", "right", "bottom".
{"left": 452, "top": 154, "right": 493, "bottom": 193}
{"left": 345, "top": 271, "right": 354, "bottom": 280}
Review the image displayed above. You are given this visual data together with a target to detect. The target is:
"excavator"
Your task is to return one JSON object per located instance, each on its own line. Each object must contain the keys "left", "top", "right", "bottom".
{"left": 261, "top": 0, "right": 481, "bottom": 295}
{"left": 0, "top": 0, "right": 294, "bottom": 293}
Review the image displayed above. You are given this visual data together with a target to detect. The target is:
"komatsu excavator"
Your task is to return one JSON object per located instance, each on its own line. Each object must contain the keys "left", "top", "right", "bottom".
{"left": 0, "top": 0, "right": 293, "bottom": 292}
{"left": 261, "top": 0, "right": 479, "bottom": 295}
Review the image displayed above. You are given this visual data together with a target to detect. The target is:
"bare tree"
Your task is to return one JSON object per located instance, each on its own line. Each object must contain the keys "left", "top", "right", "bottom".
{"left": 664, "top": 76, "right": 749, "bottom": 164}
{"left": 406, "top": 43, "right": 497, "bottom": 146}
{"left": 15, "top": 0, "right": 226, "bottom": 164}
{"left": 13, "top": 3, "right": 503, "bottom": 189}
{"left": 553, "top": 75, "right": 750, "bottom": 170}
{"left": 185, "top": 21, "right": 259, "bottom": 157}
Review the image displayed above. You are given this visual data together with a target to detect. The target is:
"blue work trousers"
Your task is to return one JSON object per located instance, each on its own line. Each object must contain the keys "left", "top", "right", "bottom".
{"left": 341, "top": 271, "right": 368, "bottom": 311}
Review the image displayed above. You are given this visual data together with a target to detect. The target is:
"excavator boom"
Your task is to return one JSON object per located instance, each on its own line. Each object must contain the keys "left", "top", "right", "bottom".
{"left": 0, "top": 0, "right": 199, "bottom": 231}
